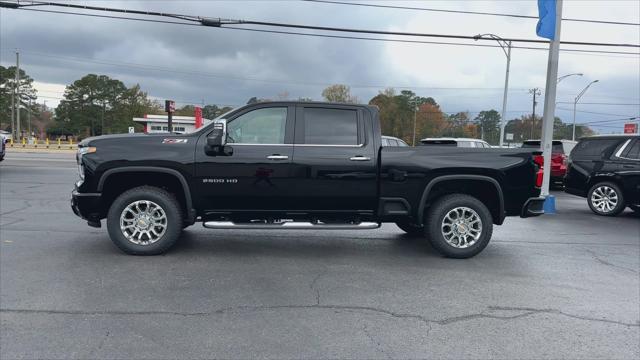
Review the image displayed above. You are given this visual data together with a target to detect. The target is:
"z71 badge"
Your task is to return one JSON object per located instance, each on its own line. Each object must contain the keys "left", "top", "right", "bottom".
{"left": 162, "top": 138, "right": 188, "bottom": 144}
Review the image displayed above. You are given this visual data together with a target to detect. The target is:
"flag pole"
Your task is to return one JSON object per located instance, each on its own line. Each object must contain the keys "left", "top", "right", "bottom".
{"left": 540, "top": 0, "right": 563, "bottom": 212}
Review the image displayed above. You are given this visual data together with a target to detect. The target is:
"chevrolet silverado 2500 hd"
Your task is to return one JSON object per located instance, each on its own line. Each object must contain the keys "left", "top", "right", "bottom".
{"left": 72, "top": 101, "right": 545, "bottom": 258}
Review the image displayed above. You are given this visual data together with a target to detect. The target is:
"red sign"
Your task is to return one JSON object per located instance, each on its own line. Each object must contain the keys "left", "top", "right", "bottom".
{"left": 624, "top": 123, "right": 638, "bottom": 134}
{"left": 194, "top": 107, "right": 203, "bottom": 129}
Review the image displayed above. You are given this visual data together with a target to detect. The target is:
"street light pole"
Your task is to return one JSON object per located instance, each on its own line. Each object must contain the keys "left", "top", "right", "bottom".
{"left": 15, "top": 51, "right": 20, "bottom": 140}
{"left": 474, "top": 34, "right": 510, "bottom": 147}
{"left": 557, "top": 73, "right": 583, "bottom": 83}
{"left": 572, "top": 80, "right": 599, "bottom": 141}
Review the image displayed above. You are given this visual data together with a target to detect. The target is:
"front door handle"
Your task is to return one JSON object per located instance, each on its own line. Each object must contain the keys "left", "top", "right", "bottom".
{"left": 267, "top": 155, "right": 289, "bottom": 160}
{"left": 349, "top": 156, "right": 371, "bottom": 161}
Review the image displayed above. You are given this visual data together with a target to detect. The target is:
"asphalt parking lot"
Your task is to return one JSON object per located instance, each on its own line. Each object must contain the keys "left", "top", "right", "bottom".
{"left": 1, "top": 151, "right": 639, "bottom": 359}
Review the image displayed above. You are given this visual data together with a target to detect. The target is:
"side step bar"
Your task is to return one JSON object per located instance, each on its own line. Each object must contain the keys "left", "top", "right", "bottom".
{"left": 203, "top": 221, "right": 380, "bottom": 230}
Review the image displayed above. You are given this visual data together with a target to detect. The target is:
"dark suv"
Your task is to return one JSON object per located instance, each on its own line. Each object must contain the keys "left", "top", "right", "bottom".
{"left": 564, "top": 135, "right": 640, "bottom": 216}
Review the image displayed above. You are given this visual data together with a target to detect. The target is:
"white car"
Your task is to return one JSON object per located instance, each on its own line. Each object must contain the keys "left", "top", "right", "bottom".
{"left": 420, "top": 137, "right": 492, "bottom": 148}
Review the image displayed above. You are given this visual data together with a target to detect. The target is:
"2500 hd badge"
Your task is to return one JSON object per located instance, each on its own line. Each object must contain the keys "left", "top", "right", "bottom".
{"left": 72, "top": 101, "right": 545, "bottom": 258}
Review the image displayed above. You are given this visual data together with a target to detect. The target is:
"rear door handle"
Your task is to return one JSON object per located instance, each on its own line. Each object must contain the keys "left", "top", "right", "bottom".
{"left": 267, "top": 155, "right": 289, "bottom": 160}
{"left": 349, "top": 156, "right": 371, "bottom": 161}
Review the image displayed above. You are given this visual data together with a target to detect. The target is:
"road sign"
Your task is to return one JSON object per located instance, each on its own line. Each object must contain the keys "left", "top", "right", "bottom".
{"left": 128, "top": 127, "right": 134, "bottom": 134}
{"left": 195, "top": 106, "right": 203, "bottom": 129}
{"left": 165, "top": 100, "right": 176, "bottom": 113}
{"left": 506, "top": 133, "right": 514, "bottom": 141}
{"left": 624, "top": 123, "right": 638, "bottom": 134}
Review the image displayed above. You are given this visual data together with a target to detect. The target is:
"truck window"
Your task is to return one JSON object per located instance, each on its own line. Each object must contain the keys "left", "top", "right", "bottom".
{"left": 227, "top": 107, "right": 287, "bottom": 144}
{"left": 302, "top": 108, "right": 359, "bottom": 145}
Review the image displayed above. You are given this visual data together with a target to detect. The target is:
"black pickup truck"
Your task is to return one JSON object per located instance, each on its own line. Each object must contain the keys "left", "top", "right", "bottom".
{"left": 72, "top": 101, "right": 545, "bottom": 258}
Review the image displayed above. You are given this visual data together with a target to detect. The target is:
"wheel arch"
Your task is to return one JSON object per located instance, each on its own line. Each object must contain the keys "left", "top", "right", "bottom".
{"left": 98, "top": 167, "right": 195, "bottom": 223}
{"left": 416, "top": 175, "right": 505, "bottom": 226}
{"left": 588, "top": 173, "right": 624, "bottom": 190}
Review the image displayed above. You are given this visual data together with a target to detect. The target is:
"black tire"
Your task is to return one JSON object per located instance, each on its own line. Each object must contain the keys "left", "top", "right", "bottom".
{"left": 425, "top": 194, "right": 493, "bottom": 259}
{"left": 107, "top": 186, "right": 183, "bottom": 255}
{"left": 395, "top": 220, "right": 424, "bottom": 236}
{"left": 587, "top": 182, "right": 625, "bottom": 217}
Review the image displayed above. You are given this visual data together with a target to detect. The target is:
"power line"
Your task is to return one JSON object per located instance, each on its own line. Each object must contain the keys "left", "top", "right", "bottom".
{"left": 226, "top": 26, "right": 640, "bottom": 56}
{"left": 3, "top": 1, "right": 639, "bottom": 49}
{"left": 304, "top": 0, "right": 640, "bottom": 26}
{"left": 556, "top": 107, "right": 637, "bottom": 117}
{"left": 556, "top": 102, "right": 640, "bottom": 106}
{"left": 7, "top": 8, "right": 640, "bottom": 57}
{"left": 579, "top": 116, "right": 639, "bottom": 125}
{"left": 2, "top": 49, "right": 537, "bottom": 90}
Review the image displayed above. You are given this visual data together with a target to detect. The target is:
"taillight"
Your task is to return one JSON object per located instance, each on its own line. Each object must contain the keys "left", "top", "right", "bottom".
{"left": 533, "top": 155, "right": 544, "bottom": 188}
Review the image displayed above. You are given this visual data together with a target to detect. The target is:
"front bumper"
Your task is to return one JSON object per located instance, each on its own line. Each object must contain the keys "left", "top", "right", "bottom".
{"left": 71, "top": 189, "right": 103, "bottom": 226}
{"left": 521, "top": 196, "right": 545, "bottom": 218}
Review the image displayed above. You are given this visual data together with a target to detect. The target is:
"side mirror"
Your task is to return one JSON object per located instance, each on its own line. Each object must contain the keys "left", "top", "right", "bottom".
{"left": 207, "top": 119, "right": 227, "bottom": 147}
{"left": 205, "top": 120, "right": 231, "bottom": 156}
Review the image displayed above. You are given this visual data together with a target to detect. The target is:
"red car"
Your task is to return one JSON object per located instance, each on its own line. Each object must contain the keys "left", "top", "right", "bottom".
{"left": 522, "top": 140, "right": 577, "bottom": 186}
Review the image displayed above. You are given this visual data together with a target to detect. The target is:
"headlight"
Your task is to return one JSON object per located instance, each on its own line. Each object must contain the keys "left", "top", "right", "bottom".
{"left": 77, "top": 146, "right": 96, "bottom": 156}
{"left": 76, "top": 146, "right": 96, "bottom": 180}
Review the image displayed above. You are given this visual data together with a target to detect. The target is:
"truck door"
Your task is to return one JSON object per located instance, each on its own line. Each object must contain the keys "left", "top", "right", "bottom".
{"left": 289, "top": 105, "right": 378, "bottom": 215}
{"left": 194, "top": 105, "right": 295, "bottom": 211}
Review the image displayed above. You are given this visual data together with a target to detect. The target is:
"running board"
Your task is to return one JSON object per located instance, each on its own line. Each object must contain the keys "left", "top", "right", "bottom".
{"left": 202, "top": 221, "right": 380, "bottom": 230}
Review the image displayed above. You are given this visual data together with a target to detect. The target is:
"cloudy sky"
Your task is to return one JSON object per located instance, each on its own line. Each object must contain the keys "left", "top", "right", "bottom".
{"left": 1, "top": 0, "right": 638, "bottom": 133}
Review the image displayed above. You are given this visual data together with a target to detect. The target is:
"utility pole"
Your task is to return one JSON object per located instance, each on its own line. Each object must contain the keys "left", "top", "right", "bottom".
{"left": 28, "top": 98, "right": 31, "bottom": 139}
{"left": 412, "top": 99, "right": 418, "bottom": 146}
{"left": 10, "top": 79, "right": 14, "bottom": 140}
{"left": 102, "top": 100, "right": 106, "bottom": 135}
{"left": 529, "top": 88, "right": 541, "bottom": 139}
{"left": 15, "top": 51, "right": 20, "bottom": 140}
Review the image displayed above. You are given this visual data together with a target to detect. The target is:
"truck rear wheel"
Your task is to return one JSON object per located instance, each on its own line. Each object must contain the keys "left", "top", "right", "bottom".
{"left": 425, "top": 194, "right": 493, "bottom": 259}
{"left": 107, "top": 186, "right": 183, "bottom": 255}
{"left": 395, "top": 220, "right": 424, "bottom": 236}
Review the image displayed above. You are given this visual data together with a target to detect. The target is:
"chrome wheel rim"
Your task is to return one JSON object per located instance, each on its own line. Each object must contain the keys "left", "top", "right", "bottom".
{"left": 120, "top": 200, "right": 167, "bottom": 245}
{"left": 441, "top": 207, "right": 482, "bottom": 249}
{"left": 591, "top": 186, "right": 618, "bottom": 213}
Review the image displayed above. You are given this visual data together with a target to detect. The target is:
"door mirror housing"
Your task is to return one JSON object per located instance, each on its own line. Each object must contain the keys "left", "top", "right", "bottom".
{"left": 205, "top": 120, "right": 231, "bottom": 156}
{"left": 207, "top": 119, "right": 227, "bottom": 147}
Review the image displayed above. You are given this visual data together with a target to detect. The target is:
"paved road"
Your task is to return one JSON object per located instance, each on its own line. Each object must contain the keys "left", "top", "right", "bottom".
{"left": 1, "top": 152, "right": 639, "bottom": 359}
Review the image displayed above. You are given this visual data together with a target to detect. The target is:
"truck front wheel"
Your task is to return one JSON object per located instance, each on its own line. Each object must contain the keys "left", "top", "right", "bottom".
{"left": 107, "top": 186, "right": 183, "bottom": 255}
{"left": 425, "top": 194, "right": 493, "bottom": 259}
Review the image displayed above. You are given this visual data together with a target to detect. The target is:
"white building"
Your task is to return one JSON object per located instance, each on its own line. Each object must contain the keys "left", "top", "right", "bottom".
{"left": 132, "top": 114, "right": 212, "bottom": 134}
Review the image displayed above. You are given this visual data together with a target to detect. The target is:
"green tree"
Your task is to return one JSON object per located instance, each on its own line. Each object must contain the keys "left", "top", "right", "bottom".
{"left": 443, "top": 112, "right": 472, "bottom": 138}
{"left": 321, "top": 84, "right": 358, "bottom": 103}
{"left": 52, "top": 74, "right": 154, "bottom": 137}
{"left": 474, "top": 110, "right": 501, "bottom": 144}
{"left": 369, "top": 88, "right": 442, "bottom": 145}
{"left": 0, "top": 65, "right": 38, "bottom": 133}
